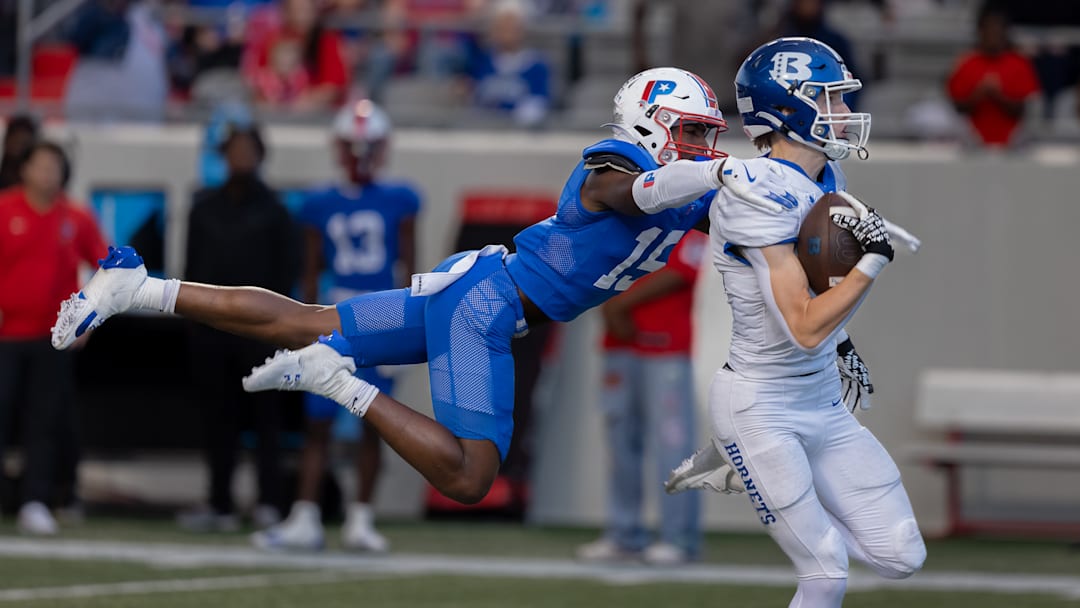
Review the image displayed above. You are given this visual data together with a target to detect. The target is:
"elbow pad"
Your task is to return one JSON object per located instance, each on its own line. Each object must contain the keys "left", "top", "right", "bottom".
{"left": 632, "top": 159, "right": 723, "bottom": 214}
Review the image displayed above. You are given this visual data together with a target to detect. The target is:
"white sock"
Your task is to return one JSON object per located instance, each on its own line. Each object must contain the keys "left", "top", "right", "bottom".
{"left": 288, "top": 500, "right": 321, "bottom": 525}
{"left": 345, "top": 502, "right": 374, "bottom": 528}
{"left": 132, "top": 277, "right": 181, "bottom": 313}
{"left": 324, "top": 371, "right": 379, "bottom": 417}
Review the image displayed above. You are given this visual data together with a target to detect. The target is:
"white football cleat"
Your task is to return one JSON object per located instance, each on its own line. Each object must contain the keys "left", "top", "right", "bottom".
{"left": 642, "top": 542, "right": 691, "bottom": 566}
{"left": 342, "top": 503, "right": 389, "bottom": 553}
{"left": 17, "top": 502, "right": 59, "bottom": 536}
{"left": 51, "top": 246, "right": 147, "bottom": 350}
{"left": 252, "top": 502, "right": 325, "bottom": 552}
{"left": 242, "top": 331, "right": 357, "bottom": 394}
{"left": 665, "top": 437, "right": 745, "bottom": 495}
{"left": 575, "top": 538, "right": 639, "bottom": 563}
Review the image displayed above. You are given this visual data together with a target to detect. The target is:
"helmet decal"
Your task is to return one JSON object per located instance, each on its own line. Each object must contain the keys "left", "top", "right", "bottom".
{"left": 687, "top": 73, "right": 719, "bottom": 110}
{"left": 770, "top": 52, "right": 814, "bottom": 82}
{"left": 640, "top": 80, "right": 678, "bottom": 104}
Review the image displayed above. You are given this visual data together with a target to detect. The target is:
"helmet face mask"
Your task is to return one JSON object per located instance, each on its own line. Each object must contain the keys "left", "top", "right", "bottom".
{"left": 736, "top": 38, "right": 871, "bottom": 161}
{"left": 610, "top": 68, "right": 729, "bottom": 165}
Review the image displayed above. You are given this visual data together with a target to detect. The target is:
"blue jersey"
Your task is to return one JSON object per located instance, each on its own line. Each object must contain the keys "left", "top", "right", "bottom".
{"left": 506, "top": 139, "right": 712, "bottom": 322}
{"left": 297, "top": 182, "right": 421, "bottom": 294}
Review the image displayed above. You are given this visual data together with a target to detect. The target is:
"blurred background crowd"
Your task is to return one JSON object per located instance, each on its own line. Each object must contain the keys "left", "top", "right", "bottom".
{"left": 1, "top": 0, "right": 1079, "bottom": 142}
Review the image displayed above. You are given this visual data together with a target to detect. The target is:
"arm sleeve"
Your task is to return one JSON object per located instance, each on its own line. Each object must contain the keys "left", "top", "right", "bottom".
{"left": 631, "top": 158, "right": 723, "bottom": 214}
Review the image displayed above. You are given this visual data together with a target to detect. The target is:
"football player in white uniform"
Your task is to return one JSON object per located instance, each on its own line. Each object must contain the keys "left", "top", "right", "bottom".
{"left": 697, "top": 38, "right": 926, "bottom": 607}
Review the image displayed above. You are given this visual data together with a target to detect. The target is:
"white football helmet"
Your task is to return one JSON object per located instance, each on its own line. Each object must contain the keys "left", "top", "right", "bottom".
{"left": 332, "top": 99, "right": 392, "bottom": 146}
{"left": 608, "top": 67, "right": 728, "bottom": 165}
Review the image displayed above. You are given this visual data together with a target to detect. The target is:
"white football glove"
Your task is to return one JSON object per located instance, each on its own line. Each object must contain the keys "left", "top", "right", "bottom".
{"left": 719, "top": 157, "right": 788, "bottom": 213}
{"left": 836, "top": 337, "right": 873, "bottom": 411}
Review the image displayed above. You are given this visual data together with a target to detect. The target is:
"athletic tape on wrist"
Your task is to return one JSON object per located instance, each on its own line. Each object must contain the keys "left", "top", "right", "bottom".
{"left": 344, "top": 381, "right": 379, "bottom": 418}
{"left": 855, "top": 253, "right": 890, "bottom": 279}
{"left": 161, "top": 278, "right": 181, "bottom": 313}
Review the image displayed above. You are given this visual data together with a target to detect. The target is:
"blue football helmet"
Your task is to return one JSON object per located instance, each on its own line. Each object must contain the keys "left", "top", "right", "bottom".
{"left": 735, "top": 37, "right": 870, "bottom": 161}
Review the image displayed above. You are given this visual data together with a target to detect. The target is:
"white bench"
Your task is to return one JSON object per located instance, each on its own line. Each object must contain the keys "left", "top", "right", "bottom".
{"left": 907, "top": 369, "right": 1080, "bottom": 536}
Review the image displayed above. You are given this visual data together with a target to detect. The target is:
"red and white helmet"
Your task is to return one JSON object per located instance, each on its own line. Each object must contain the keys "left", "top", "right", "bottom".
{"left": 608, "top": 67, "right": 728, "bottom": 165}
{"left": 332, "top": 99, "right": 392, "bottom": 183}
{"left": 332, "top": 99, "right": 391, "bottom": 145}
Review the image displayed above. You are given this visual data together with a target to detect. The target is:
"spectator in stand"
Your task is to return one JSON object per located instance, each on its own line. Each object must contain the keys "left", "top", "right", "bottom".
{"left": 167, "top": 22, "right": 245, "bottom": 99}
{"left": 242, "top": 0, "right": 349, "bottom": 111}
{"left": 178, "top": 123, "right": 300, "bottom": 533}
{"left": 0, "top": 115, "right": 40, "bottom": 190}
{"left": 947, "top": 3, "right": 1040, "bottom": 148}
{"left": 0, "top": 142, "right": 107, "bottom": 535}
{"left": 632, "top": 0, "right": 760, "bottom": 115}
{"left": 461, "top": 0, "right": 551, "bottom": 128}
{"left": 576, "top": 230, "right": 706, "bottom": 566}
{"left": 773, "top": 0, "right": 863, "bottom": 109}
{"left": 64, "top": 0, "right": 168, "bottom": 123}
{"left": 363, "top": 0, "right": 488, "bottom": 102}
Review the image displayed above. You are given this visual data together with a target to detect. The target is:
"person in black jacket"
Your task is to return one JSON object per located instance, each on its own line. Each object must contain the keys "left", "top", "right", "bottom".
{"left": 178, "top": 123, "right": 300, "bottom": 532}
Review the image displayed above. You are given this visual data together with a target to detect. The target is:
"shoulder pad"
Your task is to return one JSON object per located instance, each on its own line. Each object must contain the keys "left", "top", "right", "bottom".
{"left": 582, "top": 139, "right": 657, "bottom": 172}
{"left": 582, "top": 153, "right": 641, "bottom": 175}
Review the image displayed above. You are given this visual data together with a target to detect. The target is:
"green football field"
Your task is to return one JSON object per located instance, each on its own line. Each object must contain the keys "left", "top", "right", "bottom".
{"left": 0, "top": 517, "right": 1078, "bottom": 607}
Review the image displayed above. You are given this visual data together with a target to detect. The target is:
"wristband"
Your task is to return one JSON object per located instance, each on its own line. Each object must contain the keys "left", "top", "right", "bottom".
{"left": 854, "top": 253, "right": 890, "bottom": 279}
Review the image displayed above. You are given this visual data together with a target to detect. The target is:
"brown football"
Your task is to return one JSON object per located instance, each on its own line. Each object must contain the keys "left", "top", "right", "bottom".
{"left": 797, "top": 192, "right": 863, "bottom": 294}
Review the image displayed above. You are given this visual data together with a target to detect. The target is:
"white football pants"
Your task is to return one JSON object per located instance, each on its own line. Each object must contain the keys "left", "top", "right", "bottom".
{"left": 709, "top": 365, "right": 925, "bottom": 607}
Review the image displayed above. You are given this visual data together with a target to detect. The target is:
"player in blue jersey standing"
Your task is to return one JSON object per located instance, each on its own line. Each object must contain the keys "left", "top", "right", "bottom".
{"left": 53, "top": 67, "right": 788, "bottom": 504}
{"left": 253, "top": 101, "right": 419, "bottom": 552}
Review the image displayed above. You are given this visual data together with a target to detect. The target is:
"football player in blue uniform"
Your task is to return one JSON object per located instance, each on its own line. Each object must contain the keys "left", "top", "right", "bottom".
{"left": 253, "top": 101, "right": 419, "bottom": 552}
{"left": 53, "top": 67, "right": 786, "bottom": 504}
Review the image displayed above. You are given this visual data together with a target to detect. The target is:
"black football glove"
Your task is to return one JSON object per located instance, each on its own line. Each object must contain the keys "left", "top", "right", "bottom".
{"left": 836, "top": 337, "right": 873, "bottom": 412}
{"left": 830, "top": 192, "right": 894, "bottom": 261}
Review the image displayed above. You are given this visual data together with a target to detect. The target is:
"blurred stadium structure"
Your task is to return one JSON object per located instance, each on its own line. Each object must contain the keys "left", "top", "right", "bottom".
{"left": 2, "top": 0, "right": 1080, "bottom": 604}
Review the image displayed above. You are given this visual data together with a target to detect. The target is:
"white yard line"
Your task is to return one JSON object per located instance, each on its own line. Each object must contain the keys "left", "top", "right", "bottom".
{"left": 0, "top": 537, "right": 1078, "bottom": 600}
{"left": 0, "top": 571, "right": 361, "bottom": 603}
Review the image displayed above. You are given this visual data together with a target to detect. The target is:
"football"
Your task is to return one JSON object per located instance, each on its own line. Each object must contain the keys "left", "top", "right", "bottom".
{"left": 797, "top": 192, "right": 864, "bottom": 294}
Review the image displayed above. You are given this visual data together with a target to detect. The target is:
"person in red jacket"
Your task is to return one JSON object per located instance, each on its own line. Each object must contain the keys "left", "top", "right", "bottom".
{"left": 947, "top": 4, "right": 1040, "bottom": 148}
{"left": 242, "top": 0, "right": 349, "bottom": 111}
{"left": 577, "top": 230, "right": 707, "bottom": 566}
{"left": 0, "top": 141, "right": 106, "bottom": 535}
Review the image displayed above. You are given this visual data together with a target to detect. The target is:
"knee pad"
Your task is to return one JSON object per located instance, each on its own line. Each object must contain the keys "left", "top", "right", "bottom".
{"left": 886, "top": 517, "right": 926, "bottom": 579}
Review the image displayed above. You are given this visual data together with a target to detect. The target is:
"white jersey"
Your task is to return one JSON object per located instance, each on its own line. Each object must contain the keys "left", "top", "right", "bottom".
{"left": 709, "top": 157, "right": 848, "bottom": 379}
